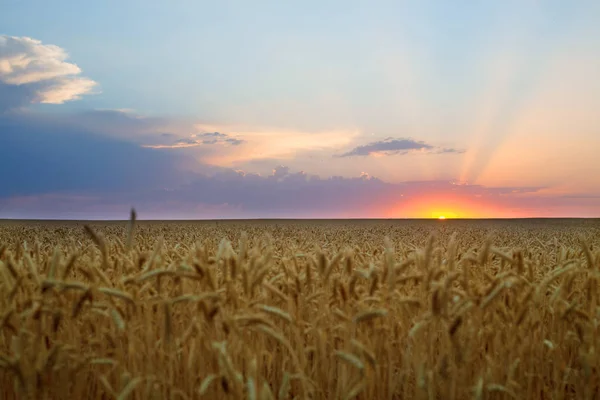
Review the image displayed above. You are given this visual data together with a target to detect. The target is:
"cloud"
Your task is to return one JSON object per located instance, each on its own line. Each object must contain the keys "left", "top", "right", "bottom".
{"left": 338, "top": 137, "right": 465, "bottom": 157}
{"left": 0, "top": 111, "right": 193, "bottom": 198}
{"left": 144, "top": 132, "right": 246, "bottom": 149}
{"left": 167, "top": 124, "right": 361, "bottom": 169}
{"left": 5, "top": 108, "right": 198, "bottom": 150}
{"left": 7, "top": 160, "right": 591, "bottom": 219}
{"left": 129, "top": 169, "right": 565, "bottom": 218}
{"left": 0, "top": 82, "right": 37, "bottom": 111}
{"left": 3, "top": 107, "right": 590, "bottom": 219}
{"left": 1, "top": 106, "right": 596, "bottom": 220}
{"left": 0, "top": 35, "right": 98, "bottom": 111}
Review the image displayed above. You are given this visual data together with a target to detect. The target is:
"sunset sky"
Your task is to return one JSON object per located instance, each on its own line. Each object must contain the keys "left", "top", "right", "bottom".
{"left": 1, "top": 1, "right": 599, "bottom": 219}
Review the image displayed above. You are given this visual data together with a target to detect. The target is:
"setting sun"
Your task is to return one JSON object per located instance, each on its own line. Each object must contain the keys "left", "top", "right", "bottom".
{"left": 431, "top": 211, "right": 459, "bottom": 219}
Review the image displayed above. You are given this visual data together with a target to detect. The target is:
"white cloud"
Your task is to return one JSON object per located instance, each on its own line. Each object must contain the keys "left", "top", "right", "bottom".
{"left": 0, "top": 35, "right": 98, "bottom": 107}
{"left": 36, "top": 76, "right": 98, "bottom": 104}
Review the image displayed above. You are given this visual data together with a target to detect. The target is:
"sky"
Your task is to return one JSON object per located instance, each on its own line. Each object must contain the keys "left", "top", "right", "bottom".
{"left": 1, "top": 0, "right": 599, "bottom": 219}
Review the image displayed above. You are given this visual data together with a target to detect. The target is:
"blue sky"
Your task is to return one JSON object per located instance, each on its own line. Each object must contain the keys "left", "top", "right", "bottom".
{"left": 2, "top": 0, "right": 590, "bottom": 117}
{"left": 1, "top": 1, "right": 599, "bottom": 218}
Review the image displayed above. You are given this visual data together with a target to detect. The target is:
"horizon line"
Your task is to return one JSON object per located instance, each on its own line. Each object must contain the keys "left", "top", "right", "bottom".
{"left": 1, "top": 217, "right": 598, "bottom": 223}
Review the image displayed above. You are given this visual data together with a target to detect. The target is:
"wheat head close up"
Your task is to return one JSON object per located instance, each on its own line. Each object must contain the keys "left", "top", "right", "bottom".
{"left": 0, "top": 217, "right": 599, "bottom": 399}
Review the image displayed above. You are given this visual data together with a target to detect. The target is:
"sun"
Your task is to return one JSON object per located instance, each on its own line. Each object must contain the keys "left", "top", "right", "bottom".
{"left": 430, "top": 211, "right": 459, "bottom": 219}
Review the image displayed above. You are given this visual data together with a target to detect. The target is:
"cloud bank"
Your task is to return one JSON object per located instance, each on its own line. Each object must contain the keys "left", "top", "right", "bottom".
{"left": 0, "top": 35, "right": 98, "bottom": 111}
{"left": 4, "top": 149, "right": 597, "bottom": 219}
{"left": 1, "top": 104, "right": 595, "bottom": 219}
{"left": 0, "top": 110, "right": 196, "bottom": 197}
{"left": 2, "top": 105, "right": 598, "bottom": 219}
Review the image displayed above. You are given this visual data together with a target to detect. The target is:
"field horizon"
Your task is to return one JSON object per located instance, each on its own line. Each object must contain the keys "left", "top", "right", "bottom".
{"left": 2, "top": 217, "right": 599, "bottom": 223}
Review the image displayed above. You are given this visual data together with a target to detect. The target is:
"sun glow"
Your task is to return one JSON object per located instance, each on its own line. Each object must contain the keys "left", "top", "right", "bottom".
{"left": 431, "top": 211, "right": 458, "bottom": 219}
{"left": 386, "top": 189, "right": 522, "bottom": 219}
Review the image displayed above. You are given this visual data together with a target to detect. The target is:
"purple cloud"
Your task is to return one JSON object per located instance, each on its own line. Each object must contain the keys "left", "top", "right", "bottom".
{"left": 0, "top": 110, "right": 192, "bottom": 198}
{"left": 5, "top": 163, "right": 597, "bottom": 220}
{"left": 145, "top": 132, "right": 246, "bottom": 149}
{"left": 339, "top": 137, "right": 464, "bottom": 157}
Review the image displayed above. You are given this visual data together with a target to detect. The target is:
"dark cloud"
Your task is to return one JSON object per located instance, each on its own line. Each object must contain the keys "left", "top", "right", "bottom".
{"left": 47, "top": 109, "right": 184, "bottom": 143}
{"left": 198, "top": 132, "right": 244, "bottom": 146}
{"left": 437, "top": 147, "right": 464, "bottom": 154}
{"left": 0, "top": 83, "right": 38, "bottom": 113}
{"left": 2, "top": 109, "right": 196, "bottom": 151}
{"left": 339, "top": 137, "right": 464, "bottom": 157}
{"left": 175, "top": 138, "right": 199, "bottom": 145}
{"left": 225, "top": 138, "right": 244, "bottom": 145}
{"left": 0, "top": 111, "right": 192, "bottom": 198}
{"left": 272, "top": 165, "right": 290, "bottom": 179}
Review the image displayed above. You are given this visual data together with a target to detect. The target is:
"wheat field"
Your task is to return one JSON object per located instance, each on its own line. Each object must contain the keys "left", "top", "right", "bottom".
{"left": 0, "top": 216, "right": 599, "bottom": 399}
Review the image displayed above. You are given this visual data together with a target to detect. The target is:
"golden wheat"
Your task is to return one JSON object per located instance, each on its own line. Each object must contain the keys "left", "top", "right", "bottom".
{"left": 0, "top": 217, "right": 598, "bottom": 399}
